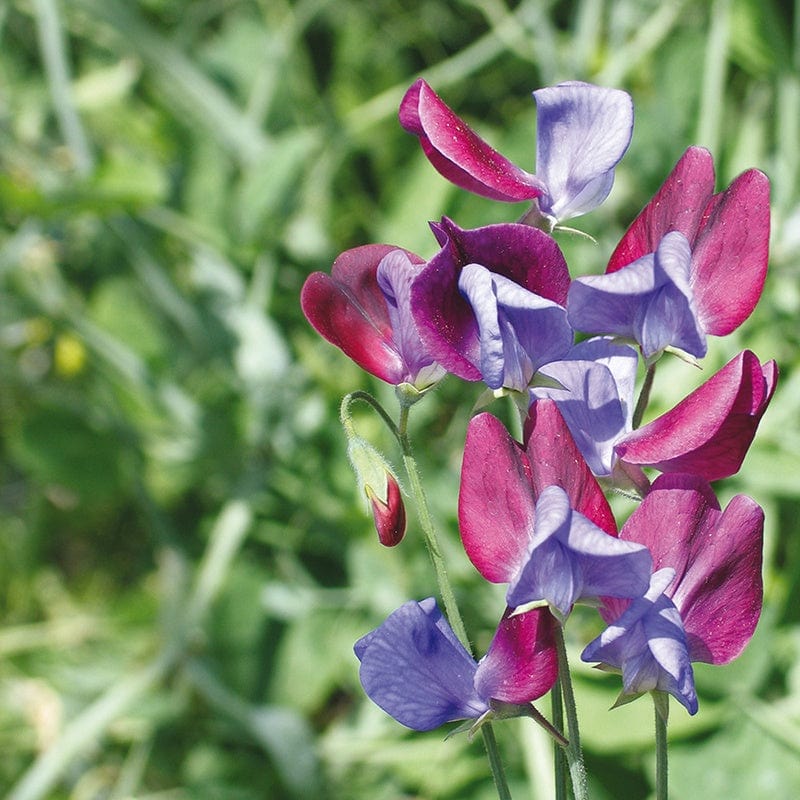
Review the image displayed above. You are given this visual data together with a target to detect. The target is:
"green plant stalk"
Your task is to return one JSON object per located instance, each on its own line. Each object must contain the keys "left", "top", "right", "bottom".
{"left": 397, "top": 403, "right": 511, "bottom": 800}
{"left": 554, "top": 624, "right": 589, "bottom": 800}
{"left": 632, "top": 361, "right": 657, "bottom": 429}
{"left": 655, "top": 702, "right": 669, "bottom": 800}
{"left": 551, "top": 679, "right": 568, "bottom": 800}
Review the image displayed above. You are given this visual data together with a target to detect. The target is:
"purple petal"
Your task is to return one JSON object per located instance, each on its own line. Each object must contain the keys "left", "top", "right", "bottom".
{"left": 568, "top": 232, "right": 705, "bottom": 358}
{"left": 474, "top": 606, "right": 558, "bottom": 703}
{"left": 524, "top": 398, "right": 618, "bottom": 535}
{"left": 620, "top": 474, "right": 764, "bottom": 665}
{"left": 607, "top": 147, "right": 716, "bottom": 272}
{"left": 355, "top": 598, "right": 487, "bottom": 731}
{"left": 459, "top": 413, "right": 536, "bottom": 583}
{"left": 616, "top": 351, "right": 778, "bottom": 480}
{"left": 534, "top": 82, "right": 633, "bottom": 221}
{"left": 507, "top": 486, "right": 651, "bottom": 616}
{"left": 399, "top": 79, "right": 543, "bottom": 202}
{"left": 377, "top": 250, "right": 444, "bottom": 386}
{"left": 458, "top": 264, "right": 572, "bottom": 391}
{"left": 691, "top": 169, "right": 770, "bottom": 336}
{"left": 412, "top": 219, "right": 570, "bottom": 381}
{"left": 531, "top": 339, "right": 639, "bottom": 476}
{"left": 583, "top": 569, "right": 698, "bottom": 714}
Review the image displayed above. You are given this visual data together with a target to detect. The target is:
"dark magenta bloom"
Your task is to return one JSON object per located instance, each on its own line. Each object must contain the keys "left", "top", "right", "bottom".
{"left": 616, "top": 350, "right": 777, "bottom": 481}
{"left": 605, "top": 146, "right": 770, "bottom": 340}
{"left": 583, "top": 473, "right": 765, "bottom": 713}
{"left": 354, "top": 598, "right": 557, "bottom": 731}
{"left": 366, "top": 472, "right": 406, "bottom": 547}
{"left": 459, "top": 404, "right": 650, "bottom": 617}
{"left": 567, "top": 231, "right": 707, "bottom": 359}
{"left": 301, "top": 245, "right": 443, "bottom": 387}
{"left": 399, "top": 79, "right": 633, "bottom": 225}
{"left": 411, "top": 218, "right": 571, "bottom": 389}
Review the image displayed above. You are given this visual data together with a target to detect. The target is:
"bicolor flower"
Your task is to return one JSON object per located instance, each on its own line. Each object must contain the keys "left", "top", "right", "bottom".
{"left": 583, "top": 473, "right": 765, "bottom": 713}
{"left": 605, "top": 146, "right": 770, "bottom": 341}
{"left": 567, "top": 231, "right": 707, "bottom": 359}
{"left": 530, "top": 337, "right": 639, "bottom": 476}
{"left": 355, "top": 598, "right": 557, "bottom": 731}
{"left": 410, "top": 218, "right": 571, "bottom": 389}
{"left": 459, "top": 404, "right": 650, "bottom": 618}
{"left": 301, "top": 245, "right": 444, "bottom": 388}
{"left": 399, "top": 79, "right": 633, "bottom": 225}
{"left": 616, "top": 350, "right": 777, "bottom": 482}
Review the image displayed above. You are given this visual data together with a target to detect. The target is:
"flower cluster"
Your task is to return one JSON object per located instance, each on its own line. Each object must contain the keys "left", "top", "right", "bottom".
{"left": 301, "top": 79, "right": 774, "bottom": 732}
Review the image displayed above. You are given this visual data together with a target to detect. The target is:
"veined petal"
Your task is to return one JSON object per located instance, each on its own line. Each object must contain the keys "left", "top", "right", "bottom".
{"left": 355, "top": 599, "right": 486, "bottom": 731}
{"left": 524, "top": 399, "right": 618, "bottom": 535}
{"left": 412, "top": 219, "right": 570, "bottom": 381}
{"left": 532, "top": 339, "right": 639, "bottom": 476}
{"left": 474, "top": 606, "right": 558, "bottom": 703}
{"left": 607, "top": 147, "right": 716, "bottom": 272}
{"left": 620, "top": 474, "right": 764, "bottom": 665}
{"left": 458, "top": 264, "right": 572, "bottom": 391}
{"left": 583, "top": 569, "right": 698, "bottom": 714}
{"left": 569, "top": 232, "right": 705, "bottom": 358}
{"left": 459, "top": 413, "right": 536, "bottom": 582}
{"left": 534, "top": 82, "right": 633, "bottom": 221}
{"left": 301, "top": 245, "right": 407, "bottom": 384}
{"left": 399, "top": 79, "right": 544, "bottom": 202}
{"left": 507, "top": 486, "right": 651, "bottom": 616}
{"left": 616, "top": 351, "right": 777, "bottom": 480}
{"left": 377, "top": 250, "right": 443, "bottom": 386}
{"left": 691, "top": 168, "right": 770, "bottom": 336}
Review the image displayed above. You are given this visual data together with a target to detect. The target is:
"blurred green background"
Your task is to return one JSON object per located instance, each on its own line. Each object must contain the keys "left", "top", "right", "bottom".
{"left": 2, "top": 1, "right": 800, "bottom": 798}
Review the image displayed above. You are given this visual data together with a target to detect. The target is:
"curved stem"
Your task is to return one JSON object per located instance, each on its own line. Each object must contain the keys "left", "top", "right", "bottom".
{"left": 554, "top": 624, "right": 589, "bottom": 800}
{"left": 655, "top": 698, "right": 669, "bottom": 800}
{"left": 632, "top": 362, "right": 657, "bottom": 429}
{"left": 340, "top": 390, "right": 399, "bottom": 440}
{"left": 398, "top": 404, "right": 511, "bottom": 800}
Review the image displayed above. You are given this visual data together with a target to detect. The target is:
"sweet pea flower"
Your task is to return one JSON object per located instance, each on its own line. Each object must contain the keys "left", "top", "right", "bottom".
{"left": 530, "top": 337, "right": 639, "bottom": 476}
{"left": 567, "top": 231, "right": 707, "bottom": 359}
{"left": 355, "top": 598, "right": 557, "bottom": 731}
{"left": 399, "top": 79, "right": 633, "bottom": 225}
{"left": 583, "top": 474, "right": 765, "bottom": 713}
{"left": 568, "top": 148, "right": 769, "bottom": 359}
{"left": 459, "top": 404, "right": 651, "bottom": 618}
{"left": 411, "top": 218, "right": 572, "bottom": 390}
{"left": 616, "top": 350, "right": 777, "bottom": 481}
{"left": 301, "top": 245, "right": 444, "bottom": 388}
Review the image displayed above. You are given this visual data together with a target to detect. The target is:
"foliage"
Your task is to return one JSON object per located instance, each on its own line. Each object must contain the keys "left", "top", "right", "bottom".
{"left": 1, "top": 0, "right": 800, "bottom": 798}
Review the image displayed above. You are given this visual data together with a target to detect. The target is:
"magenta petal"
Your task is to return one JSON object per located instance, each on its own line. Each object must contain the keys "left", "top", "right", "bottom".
{"left": 474, "top": 606, "right": 558, "bottom": 704}
{"left": 615, "top": 351, "right": 778, "bottom": 481}
{"left": 399, "top": 79, "right": 543, "bottom": 202}
{"left": 301, "top": 245, "right": 408, "bottom": 383}
{"left": 607, "top": 147, "right": 716, "bottom": 272}
{"left": 412, "top": 219, "right": 570, "bottom": 381}
{"left": 620, "top": 474, "right": 764, "bottom": 665}
{"left": 524, "top": 399, "right": 617, "bottom": 536}
{"left": 691, "top": 169, "right": 770, "bottom": 336}
{"left": 459, "top": 413, "right": 536, "bottom": 582}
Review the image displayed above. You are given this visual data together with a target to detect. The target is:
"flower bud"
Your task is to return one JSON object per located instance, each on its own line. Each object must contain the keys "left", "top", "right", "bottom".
{"left": 366, "top": 472, "right": 406, "bottom": 547}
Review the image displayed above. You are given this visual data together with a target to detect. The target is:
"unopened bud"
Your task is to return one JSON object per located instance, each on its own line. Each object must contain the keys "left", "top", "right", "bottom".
{"left": 366, "top": 472, "right": 406, "bottom": 547}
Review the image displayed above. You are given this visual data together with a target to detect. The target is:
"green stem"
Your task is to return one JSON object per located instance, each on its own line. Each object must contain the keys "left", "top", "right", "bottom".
{"left": 554, "top": 624, "right": 589, "bottom": 800}
{"left": 655, "top": 699, "right": 669, "bottom": 800}
{"left": 397, "top": 403, "right": 511, "bottom": 800}
{"left": 551, "top": 681, "right": 568, "bottom": 800}
{"left": 632, "top": 361, "right": 657, "bottom": 429}
{"left": 341, "top": 390, "right": 399, "bottom": 441}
